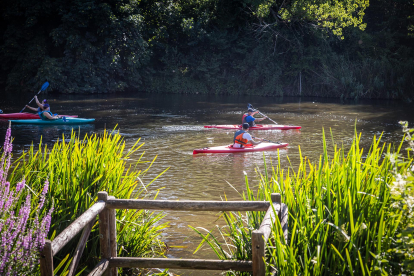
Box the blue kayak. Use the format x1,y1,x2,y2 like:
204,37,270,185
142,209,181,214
10,117,95,125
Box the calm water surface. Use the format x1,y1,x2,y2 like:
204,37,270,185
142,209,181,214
0,93,412,275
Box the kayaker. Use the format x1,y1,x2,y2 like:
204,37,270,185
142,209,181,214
25,96,60,120
242,108,267,127
233,123,263,148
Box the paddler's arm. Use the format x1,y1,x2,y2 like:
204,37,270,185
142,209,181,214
254,116,268,122
25,105,38,112
249,137,263,145
34,96,43,109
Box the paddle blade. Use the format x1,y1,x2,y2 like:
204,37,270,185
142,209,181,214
41,82,49,91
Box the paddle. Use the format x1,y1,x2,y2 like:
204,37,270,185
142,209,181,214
252,137,281,144
247,103,278,125
20,82,50,113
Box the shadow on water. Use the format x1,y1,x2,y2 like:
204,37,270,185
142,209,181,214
0,119,95,152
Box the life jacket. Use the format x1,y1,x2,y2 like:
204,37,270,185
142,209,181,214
242,114,255,127
234,130,248,146
38,111,53,120
242,113,248,124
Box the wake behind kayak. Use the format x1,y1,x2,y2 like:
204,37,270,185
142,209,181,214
193,142,288,154
204,124,301,130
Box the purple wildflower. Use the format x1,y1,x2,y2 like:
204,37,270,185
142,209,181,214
0,127,53,274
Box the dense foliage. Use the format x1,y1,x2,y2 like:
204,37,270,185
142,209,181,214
193,128,414,275
0,0,413,100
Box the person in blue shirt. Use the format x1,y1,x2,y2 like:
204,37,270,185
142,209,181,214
25,96,60,120
242,108,268,127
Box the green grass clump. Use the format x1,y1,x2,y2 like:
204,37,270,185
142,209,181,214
193,129,414,275
8,129,168,275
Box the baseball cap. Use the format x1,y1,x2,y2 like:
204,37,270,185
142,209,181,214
247,108,255,112
43,103,50,109
242,123,250,129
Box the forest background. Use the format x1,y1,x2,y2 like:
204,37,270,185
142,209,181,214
0,0,413,101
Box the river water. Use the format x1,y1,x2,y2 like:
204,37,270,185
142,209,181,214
0,93,413,275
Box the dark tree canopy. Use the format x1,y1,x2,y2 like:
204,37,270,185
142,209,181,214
0,0,413,100
1,0,149,93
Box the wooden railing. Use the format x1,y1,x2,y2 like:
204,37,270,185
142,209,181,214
40,192,288,276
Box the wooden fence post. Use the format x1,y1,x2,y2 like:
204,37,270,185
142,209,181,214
98,191,111,276
108,196,118,276
271,193,281,221
281,203,289,244
252,230,265,276
40,239,53,276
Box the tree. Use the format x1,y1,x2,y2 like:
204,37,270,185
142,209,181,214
246,0,369,39
0,0,150,93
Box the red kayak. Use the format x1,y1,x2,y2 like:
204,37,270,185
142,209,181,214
204,124,301,130
193,142,288,154
0,113,78,120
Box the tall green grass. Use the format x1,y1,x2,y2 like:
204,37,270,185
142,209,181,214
193,130,414,275
8,129,169,275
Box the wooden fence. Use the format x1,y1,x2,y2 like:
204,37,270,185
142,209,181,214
40,192,288,276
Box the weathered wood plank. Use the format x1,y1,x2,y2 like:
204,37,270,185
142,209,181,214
98,192,111,276
40,240,53,276
259,203,280,243
108,257,252,271
252,230,265,276
108,196,118,276
68,219,95,276
87,259,109,276
51,201,105,255
106,199,270,211
280,203,289,244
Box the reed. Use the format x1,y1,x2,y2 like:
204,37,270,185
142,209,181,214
7,129,169,274
193,129,414,275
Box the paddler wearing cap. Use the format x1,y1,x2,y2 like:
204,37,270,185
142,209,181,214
233,123,264,148
25,96,60,120
242,108,268,127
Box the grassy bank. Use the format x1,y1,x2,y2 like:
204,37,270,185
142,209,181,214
8,129,169,275
193,128,414,275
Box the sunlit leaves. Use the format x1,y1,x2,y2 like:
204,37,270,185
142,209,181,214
251,0,369,39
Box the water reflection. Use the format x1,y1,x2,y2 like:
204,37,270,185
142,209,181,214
1,121,95,151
